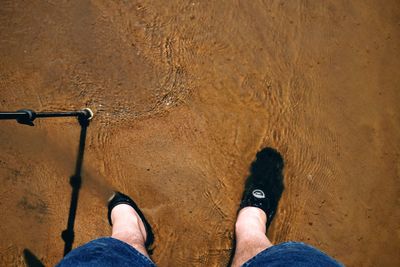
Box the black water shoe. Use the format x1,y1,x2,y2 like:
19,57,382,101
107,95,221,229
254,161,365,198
108,191,154,249
239,147,285,232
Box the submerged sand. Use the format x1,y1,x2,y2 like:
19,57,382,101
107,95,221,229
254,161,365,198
0,1,399,266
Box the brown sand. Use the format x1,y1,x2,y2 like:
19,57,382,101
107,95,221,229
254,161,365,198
0,1,399,266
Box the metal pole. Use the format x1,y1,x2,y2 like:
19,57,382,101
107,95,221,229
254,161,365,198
0,111,28,119
1,107,94,258
0,108,93,126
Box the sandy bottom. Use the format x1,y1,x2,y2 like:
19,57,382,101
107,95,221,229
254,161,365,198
0,1,399,266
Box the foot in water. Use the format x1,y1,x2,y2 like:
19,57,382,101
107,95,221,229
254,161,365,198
239,147,285,231
108,192,154,256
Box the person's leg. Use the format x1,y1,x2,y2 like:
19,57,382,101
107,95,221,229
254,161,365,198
57,192,155,267
230,148,342,267
231,207,272,267
231,147,284,266
110,203,149,257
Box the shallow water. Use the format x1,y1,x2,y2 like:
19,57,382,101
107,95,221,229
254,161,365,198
1,1,399,266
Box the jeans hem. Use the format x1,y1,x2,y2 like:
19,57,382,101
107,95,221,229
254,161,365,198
108,237,155,266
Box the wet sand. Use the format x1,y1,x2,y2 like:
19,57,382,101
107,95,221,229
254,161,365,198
1,1,399,266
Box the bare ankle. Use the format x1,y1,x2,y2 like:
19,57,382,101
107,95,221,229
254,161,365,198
232,207,273,267
235,207,267,234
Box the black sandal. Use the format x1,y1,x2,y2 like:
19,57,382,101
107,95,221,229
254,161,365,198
239,147,285,232
108,192,155,249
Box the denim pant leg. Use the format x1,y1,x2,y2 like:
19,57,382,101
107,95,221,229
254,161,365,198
57,237,156,267
242,242,343,267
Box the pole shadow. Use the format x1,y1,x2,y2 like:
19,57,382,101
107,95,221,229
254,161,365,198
24,116,90,266
61,117,89,255
23,249,45,267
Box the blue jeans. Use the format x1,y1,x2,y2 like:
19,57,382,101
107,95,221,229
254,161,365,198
57,238,343,267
